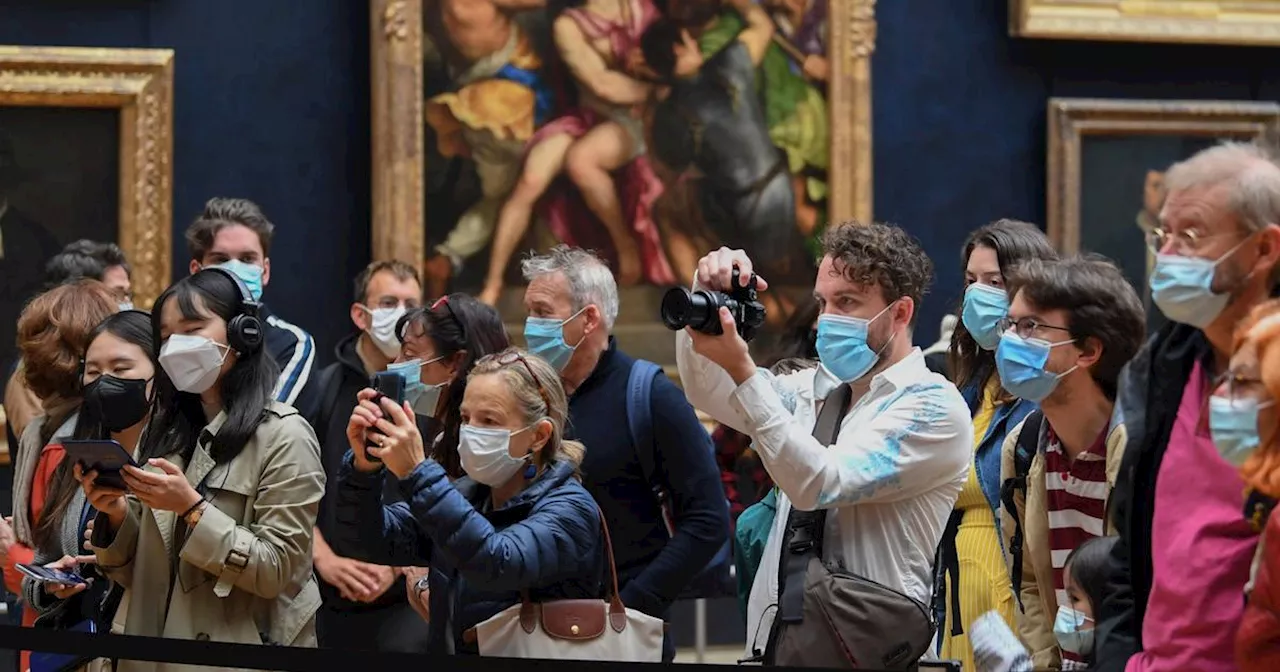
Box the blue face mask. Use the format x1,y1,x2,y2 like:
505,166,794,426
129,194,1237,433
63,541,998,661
214,260,265,302
385,358,423,398
524,307,587,372
1149,237,1250,328
1052,605,1094,656
814,303,894,383
995,332,1078,403
1209,395,1274,467
961,283,1008,351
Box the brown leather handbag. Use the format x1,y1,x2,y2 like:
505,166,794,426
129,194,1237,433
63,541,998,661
464,509,666,661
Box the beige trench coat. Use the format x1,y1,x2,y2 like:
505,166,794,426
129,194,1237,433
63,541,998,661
90,401,326,672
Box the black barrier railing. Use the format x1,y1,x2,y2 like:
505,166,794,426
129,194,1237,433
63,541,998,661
0,624,969,671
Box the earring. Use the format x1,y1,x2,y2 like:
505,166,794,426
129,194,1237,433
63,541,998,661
523,462,537,480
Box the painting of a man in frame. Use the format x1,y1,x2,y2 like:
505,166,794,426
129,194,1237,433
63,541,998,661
418,0,831,324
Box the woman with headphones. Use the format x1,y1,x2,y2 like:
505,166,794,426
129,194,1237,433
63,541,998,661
77,268,326,666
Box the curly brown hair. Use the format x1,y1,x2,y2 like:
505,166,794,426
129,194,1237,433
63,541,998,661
17,279,117,402
821,221,934,325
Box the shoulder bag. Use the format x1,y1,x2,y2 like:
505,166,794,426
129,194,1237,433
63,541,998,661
763,383,936,670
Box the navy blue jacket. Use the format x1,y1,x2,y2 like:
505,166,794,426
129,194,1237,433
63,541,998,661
333,454,603,654
567,339,727,618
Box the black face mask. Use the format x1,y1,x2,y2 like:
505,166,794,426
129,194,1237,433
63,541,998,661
83,374,152,433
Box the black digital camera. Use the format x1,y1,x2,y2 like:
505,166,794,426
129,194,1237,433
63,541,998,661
660,267,766,342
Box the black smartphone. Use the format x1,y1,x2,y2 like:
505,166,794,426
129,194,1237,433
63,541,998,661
62,439,139,491
15,563,86,586
365,371,407,463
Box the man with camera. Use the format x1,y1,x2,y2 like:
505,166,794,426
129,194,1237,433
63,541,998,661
676,222,972,666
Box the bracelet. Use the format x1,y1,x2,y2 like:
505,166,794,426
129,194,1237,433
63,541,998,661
179,498,207,520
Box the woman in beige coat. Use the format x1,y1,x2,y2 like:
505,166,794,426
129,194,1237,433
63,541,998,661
73,268,325,671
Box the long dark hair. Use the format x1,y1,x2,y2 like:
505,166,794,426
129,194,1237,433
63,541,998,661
33,311,155,553
948,219,1057,394
397,293,509,478
138,271,279,466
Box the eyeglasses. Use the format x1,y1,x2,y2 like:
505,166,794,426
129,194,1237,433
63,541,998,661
432,295,468,343
1212,369,1268,404
1145,227,1242,256
997,316,1072,341
484,350,553,413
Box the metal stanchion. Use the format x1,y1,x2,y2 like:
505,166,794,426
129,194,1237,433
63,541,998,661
694,598,707,663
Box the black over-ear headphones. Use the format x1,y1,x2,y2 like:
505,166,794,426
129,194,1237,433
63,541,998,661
199,266,264,355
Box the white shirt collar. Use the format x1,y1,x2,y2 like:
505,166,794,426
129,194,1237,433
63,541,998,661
813,348,928,401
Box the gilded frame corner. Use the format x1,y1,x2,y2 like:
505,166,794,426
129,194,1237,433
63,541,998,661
1046,97,1280,253
1011,0,1280,46
0,45,175,309
368,0,876,271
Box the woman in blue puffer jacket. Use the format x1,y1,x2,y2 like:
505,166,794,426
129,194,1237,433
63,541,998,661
333,347,601,654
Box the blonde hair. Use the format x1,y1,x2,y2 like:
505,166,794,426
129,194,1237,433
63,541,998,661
468,348,586,471
1237,300,1280,497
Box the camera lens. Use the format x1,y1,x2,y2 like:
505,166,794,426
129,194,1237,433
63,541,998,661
661,288,717,333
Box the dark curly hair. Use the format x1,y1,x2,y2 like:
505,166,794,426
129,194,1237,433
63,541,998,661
1006,254,1146,401
948,219,1057,392
821,222,933,326
185,197,275,262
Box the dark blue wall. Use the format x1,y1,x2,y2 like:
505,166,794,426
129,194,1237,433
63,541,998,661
0,0,371,361
2,0,1278,351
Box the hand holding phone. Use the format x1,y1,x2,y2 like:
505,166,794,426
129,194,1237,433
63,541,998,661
62,439,139,491
20,555,95,600
364,372,407,464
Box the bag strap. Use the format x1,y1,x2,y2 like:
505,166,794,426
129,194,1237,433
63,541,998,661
627,360,672,532
1000,410,1043,613
518,505,627,634
777,383,852,624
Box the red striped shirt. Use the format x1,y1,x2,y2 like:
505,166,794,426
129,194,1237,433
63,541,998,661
1043,425,1110,667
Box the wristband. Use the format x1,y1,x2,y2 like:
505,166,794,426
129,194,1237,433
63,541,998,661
179,497,207,520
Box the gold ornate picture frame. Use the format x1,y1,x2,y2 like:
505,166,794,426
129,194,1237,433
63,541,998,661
368,0,877,277
1011,0,1280,46
0,46,175,308
1047,97,1280,325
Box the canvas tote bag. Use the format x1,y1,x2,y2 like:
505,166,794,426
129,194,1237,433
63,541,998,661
468,508,665,661
763,383,936,670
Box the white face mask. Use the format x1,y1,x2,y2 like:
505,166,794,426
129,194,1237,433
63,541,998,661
362,305,406,359
411,381,447,417
117,301,134,312
458,423,536,487
159,334,229,394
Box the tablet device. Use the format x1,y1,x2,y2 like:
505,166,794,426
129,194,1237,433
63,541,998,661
15,563,86,585
62,439,139,490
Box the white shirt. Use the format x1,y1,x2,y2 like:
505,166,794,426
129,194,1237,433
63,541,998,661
675,330,972,658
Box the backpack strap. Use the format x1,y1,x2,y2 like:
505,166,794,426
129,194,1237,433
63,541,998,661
1000,410,1043,612
317,363,344,434
627,360,669,530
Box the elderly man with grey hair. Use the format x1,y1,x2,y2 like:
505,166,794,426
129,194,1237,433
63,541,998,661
1095,141,1280,672
519,245,729,662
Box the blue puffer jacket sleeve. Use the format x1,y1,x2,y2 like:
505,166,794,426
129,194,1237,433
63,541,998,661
332,452,432,566
398,458,601,592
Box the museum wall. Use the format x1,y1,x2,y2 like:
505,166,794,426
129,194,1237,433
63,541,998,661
2,0,1279,354
0,0,371,359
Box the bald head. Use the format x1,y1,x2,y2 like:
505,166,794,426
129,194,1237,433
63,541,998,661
1163,141,1280,232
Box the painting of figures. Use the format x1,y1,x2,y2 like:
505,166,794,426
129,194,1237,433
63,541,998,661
403,0,846,325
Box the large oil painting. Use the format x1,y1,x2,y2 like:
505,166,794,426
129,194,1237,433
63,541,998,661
1047,98,1280,330
370,0,875,330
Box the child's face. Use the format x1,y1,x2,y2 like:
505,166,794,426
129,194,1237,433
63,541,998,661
1064,562,1095,629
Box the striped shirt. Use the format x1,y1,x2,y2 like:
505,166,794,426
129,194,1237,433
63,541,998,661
1043,425,1109,669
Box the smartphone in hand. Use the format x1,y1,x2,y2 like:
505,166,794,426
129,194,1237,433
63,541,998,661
365,371,407,463
61,439,138,490
16,563,86,586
